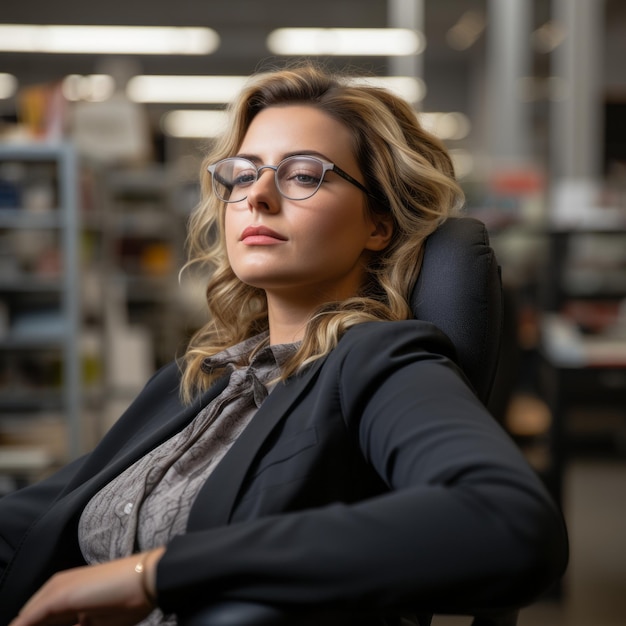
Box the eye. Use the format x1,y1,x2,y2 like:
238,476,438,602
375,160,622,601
292,171,322,186
283,163,323,187
232,169,257,187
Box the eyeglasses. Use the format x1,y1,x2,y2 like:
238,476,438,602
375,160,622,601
207,155,375,203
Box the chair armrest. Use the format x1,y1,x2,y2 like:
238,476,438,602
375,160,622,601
178,602,518,626
178,601,296,626
471,610,519,626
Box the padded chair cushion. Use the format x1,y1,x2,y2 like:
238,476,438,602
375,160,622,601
410,216,502,406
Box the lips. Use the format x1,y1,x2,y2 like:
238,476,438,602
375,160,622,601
240,225,287,244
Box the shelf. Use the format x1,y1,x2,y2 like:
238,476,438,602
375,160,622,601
113,273,178,300
0,446,55,475
543,227,626,310
0,142,83,467
102,164,187,371
0,389,64,411
0,209,64,229
0,335,67,349
0,276,63,291
1,148,191,480
542,306,626,364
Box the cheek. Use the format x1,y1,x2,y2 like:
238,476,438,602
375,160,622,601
300,202,357,238
223,210,240,256
304,207,368,250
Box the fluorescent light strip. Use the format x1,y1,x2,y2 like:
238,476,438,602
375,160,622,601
127,75,248,103
0,73,18,99
449,149,474,179
267,28,425,56
419,112,471,141
129,74,424,105
62,74,116,102
349,76,426,104
0,24,219,55
162,110,228,138
162,109,471,143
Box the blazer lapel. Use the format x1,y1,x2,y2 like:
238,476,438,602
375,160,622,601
108,376,230,471
187,358,326,529
64,374,231,494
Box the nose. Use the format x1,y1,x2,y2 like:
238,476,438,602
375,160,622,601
246,166,280,212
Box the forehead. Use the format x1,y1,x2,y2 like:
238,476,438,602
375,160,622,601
239,105,356,164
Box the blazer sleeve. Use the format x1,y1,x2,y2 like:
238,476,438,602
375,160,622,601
0,455,87,579
0,360,178,585
156,321,568,616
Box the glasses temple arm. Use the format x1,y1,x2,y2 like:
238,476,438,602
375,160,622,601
332,165,388,206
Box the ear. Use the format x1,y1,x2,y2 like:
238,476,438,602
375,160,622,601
365,214,394,252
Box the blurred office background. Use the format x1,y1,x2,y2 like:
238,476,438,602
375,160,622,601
0,1,624,623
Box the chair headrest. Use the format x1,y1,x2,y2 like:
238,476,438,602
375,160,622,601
410,217,502,405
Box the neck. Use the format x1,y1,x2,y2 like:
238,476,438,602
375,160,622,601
264,279,363,345
266,295,312,345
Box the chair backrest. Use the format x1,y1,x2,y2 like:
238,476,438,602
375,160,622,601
410,216,503,408
180,216,510,626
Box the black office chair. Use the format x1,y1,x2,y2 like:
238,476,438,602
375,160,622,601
180,216,515,626
410,215,502,410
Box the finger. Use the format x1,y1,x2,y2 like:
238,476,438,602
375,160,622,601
10,610,78,626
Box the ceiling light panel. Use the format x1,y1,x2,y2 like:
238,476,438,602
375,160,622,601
0,25,219,55
127,75,248,104
349,76,426,103
267,28,425,56
0,73,18,99
161,110,228,138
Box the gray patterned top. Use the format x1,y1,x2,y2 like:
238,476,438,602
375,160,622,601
78,333,297,624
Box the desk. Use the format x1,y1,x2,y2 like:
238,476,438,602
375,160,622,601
539,315,626,507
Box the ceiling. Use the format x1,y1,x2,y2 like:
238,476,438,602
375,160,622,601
0,1,495,112
2,1,624,100
0,0,486,79
1,0,625,162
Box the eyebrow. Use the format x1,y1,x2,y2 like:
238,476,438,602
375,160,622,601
235,150,333,163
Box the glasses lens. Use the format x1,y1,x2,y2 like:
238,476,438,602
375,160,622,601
276,156,325,200
212,158,257,202
211,156,327,202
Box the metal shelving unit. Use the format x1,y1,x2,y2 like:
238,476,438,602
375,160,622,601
0,142,82,470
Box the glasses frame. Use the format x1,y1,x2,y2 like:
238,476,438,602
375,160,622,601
207,154,378,203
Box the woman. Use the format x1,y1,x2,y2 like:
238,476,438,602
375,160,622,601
1,63,567,626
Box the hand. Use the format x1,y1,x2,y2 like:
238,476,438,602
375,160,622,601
9,548,165,626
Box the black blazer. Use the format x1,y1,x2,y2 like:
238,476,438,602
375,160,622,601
0,321,568,624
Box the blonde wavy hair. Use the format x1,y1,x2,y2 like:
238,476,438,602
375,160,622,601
179,62,464,403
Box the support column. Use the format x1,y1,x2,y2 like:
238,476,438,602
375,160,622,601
387,0,424,79
485,0,533,167
550,0,605,224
